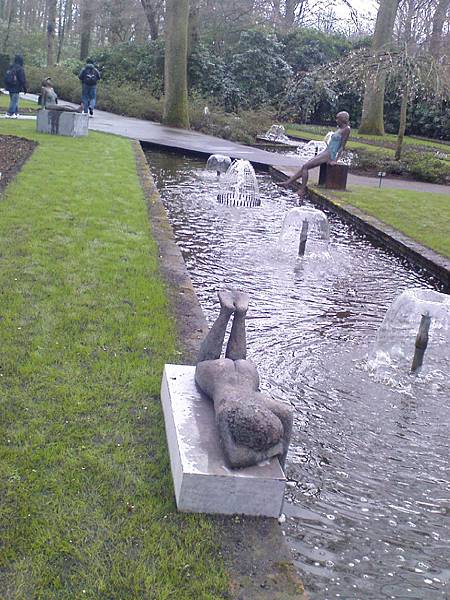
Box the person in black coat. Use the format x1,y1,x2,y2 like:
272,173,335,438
79,59,101,117
4,54,27,118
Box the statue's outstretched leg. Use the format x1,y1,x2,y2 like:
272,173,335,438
225,291,249,361
197,291,234,363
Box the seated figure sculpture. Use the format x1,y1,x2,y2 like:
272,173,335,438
195,290,293,469
40,78,81,112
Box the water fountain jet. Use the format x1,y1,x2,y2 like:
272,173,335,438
280,207,330,256
217,159,261,207
371,288,450,377
206,154,232,176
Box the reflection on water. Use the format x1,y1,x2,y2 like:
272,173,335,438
146,150,450,600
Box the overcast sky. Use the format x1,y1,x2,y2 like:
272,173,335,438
331,0,377,32
334,0,377,18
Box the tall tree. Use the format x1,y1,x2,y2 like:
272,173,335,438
140,0,162,39
163,0,190,128
359,0,400,135
79,0,95,60
46,0,57,66
430,0,450,58
56,0,73,63
2,0,17,51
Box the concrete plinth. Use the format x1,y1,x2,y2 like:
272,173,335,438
161,364,286,517
36,109,89,137
318,162,348,190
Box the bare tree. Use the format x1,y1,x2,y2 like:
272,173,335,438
430,0,450,57
56,0,74,63
2,0,17,51
140,0,163,39
79,0,95,60
359,0,401,135
163,0,190,128
46,0,57,66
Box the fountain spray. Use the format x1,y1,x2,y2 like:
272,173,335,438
411,312,431,373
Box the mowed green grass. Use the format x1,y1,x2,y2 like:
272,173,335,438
285,125,394,155
332,185,450,258
0,92,37,112
0,120,228,599
286,123,450,152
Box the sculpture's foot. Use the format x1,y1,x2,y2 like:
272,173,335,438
218,290,235,315
219,290,249,315
230,290,249,315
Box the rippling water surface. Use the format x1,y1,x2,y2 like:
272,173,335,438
146,151,450,600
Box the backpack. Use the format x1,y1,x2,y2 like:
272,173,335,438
4,68,17,87
83,68,98,86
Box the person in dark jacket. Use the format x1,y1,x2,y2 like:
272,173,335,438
4,54,27,118
79,59,101,117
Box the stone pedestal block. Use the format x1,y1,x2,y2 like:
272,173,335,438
160,364,286,517
36,109,89,137
318,163,348,190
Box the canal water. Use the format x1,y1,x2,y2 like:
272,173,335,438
146,150,450,600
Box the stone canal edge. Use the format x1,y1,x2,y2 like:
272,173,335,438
133,141,307,600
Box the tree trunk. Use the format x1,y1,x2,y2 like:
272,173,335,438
284,0,297,30
79,0,94,61
46,0,57,67
188,0,200,57
359,0,400,135
163,0,190,129
3,0,17,51
56,0,73,63
140,0,160,39
430,0,449,58
395,84,409,160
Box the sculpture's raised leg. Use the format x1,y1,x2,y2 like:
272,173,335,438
197,291,234,362
225,291,249,361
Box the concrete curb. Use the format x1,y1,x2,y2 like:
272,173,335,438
270,167,450,293
132,141,306,600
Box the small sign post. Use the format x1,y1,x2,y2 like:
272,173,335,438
378,171,386,188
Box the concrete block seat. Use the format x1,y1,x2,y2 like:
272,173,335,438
161,364,286,517
36,108,89,137
318,162,348,190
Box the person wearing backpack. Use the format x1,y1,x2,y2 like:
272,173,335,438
79,58,101,117
4,54,27,118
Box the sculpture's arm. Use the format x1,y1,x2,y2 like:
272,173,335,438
336,127,350,160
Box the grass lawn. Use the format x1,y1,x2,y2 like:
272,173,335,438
0,120,228,599
286,123,450,152
331,185,450,258
285,125,394,156
0,92,37,112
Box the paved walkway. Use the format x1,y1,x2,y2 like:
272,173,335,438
15,92,450,195
280,167,450,195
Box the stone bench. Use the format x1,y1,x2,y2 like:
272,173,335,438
36,109,89,137
161,364,286,517
318,162,348,190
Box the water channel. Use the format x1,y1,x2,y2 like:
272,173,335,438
145,150,450,600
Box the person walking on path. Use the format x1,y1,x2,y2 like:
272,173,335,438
4,54,27,118
79,58,101,117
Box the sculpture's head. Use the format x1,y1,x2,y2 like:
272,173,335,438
336,111,350,126
42,77,52,89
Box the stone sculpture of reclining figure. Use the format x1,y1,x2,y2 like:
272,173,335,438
41,78,82,112
195,290,293,469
